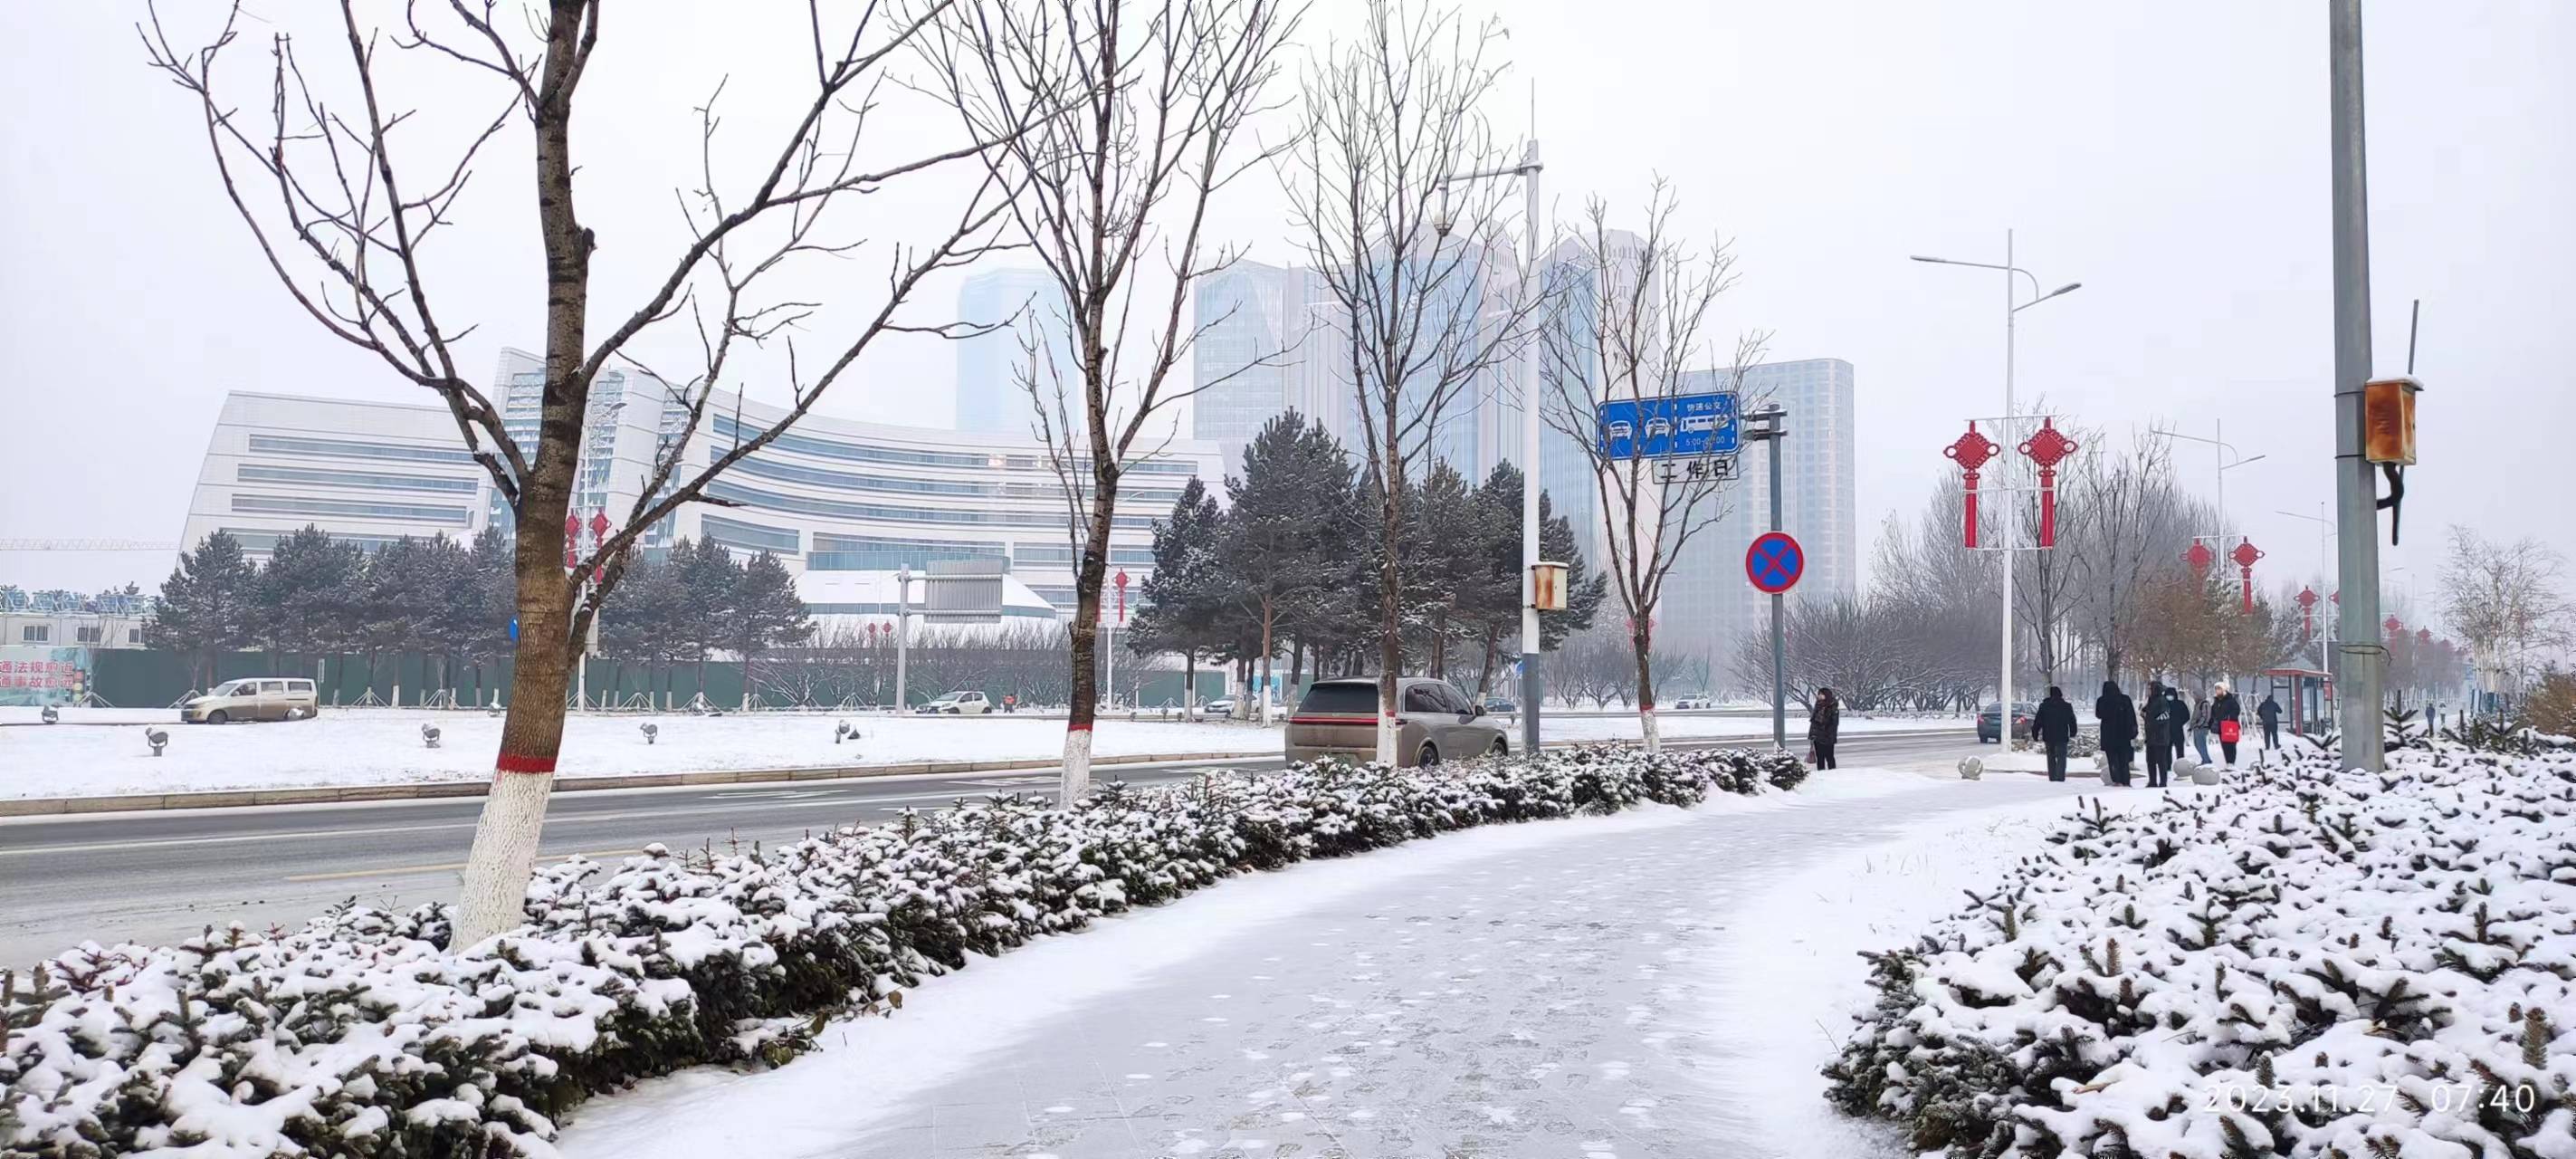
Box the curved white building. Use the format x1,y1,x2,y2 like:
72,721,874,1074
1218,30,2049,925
178,350,1217,620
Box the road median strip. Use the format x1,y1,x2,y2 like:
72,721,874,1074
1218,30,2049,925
0,728,1966,817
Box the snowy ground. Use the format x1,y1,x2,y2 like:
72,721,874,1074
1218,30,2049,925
1702,790,2171,1158
556,767,2085,1159
0,707,1957,800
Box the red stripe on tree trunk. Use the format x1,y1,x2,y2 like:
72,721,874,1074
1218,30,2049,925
494,752,558,774
1066,721,1093,732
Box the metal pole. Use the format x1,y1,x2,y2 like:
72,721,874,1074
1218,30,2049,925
894,566,911,713
1519,139,1544,758
2000,229,2017,717
2330,0,2384,771
1767,413,1788,750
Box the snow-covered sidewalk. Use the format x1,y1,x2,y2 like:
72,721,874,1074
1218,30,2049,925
557,768,2081,1159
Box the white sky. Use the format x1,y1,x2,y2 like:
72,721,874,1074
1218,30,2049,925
4,2,2569,627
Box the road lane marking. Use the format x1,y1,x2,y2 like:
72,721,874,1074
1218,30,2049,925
284,848,642,883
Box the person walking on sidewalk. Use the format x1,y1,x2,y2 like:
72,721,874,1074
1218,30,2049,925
2165,685,2190,763
2189,689,2214,765
2256,692,2282,750
2210,682,2245,767
2095,679,2138,787
2034,685,2078,782
1807,686,1842,770
2142,679,2175,788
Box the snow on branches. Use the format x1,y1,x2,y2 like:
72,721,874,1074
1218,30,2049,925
2,745,1804,1156
1825,738,2576,1159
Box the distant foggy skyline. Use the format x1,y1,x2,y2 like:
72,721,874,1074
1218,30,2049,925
5,2,2569,632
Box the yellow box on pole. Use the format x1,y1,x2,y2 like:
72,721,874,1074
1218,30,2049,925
2363,376,2420,465
1530,560,1569,612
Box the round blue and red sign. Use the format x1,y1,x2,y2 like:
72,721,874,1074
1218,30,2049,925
1745,532,1805,595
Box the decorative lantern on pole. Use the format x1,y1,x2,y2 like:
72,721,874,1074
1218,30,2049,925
1942,423,2000,549
2416,627,2431,645
563,512,581,570
2296,586,2320,637
2015,418,2079,549
587,510,614,582
2186,540,2216,577
2228,538,2264,614
2384,615,2403,640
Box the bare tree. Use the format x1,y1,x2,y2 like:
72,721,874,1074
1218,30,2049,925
1278,0,1539,761
930,0,1302,799
2068,431,2195,683
1538,185,1762,752
2439,526,2574,703
2006,409,2094,686
143,0,1026,945
1871,500,1999,710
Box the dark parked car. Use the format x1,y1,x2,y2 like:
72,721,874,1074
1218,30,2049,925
1977,701,2036,743
1285,677,1509,768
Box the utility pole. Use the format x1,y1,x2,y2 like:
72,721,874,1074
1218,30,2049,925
1746,406,1789,749
2330,0,2385,771
893,565,911,714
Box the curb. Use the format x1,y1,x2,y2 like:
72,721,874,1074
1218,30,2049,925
1,728,1970,818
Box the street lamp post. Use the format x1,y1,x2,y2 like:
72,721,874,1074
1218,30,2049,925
1440,139,1545,756
1911,233,2081,716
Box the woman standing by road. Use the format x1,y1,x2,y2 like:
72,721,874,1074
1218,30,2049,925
2210,682,2245,767
1808,687,1842,770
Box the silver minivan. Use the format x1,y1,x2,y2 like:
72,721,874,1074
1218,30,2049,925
1285,676,1509,768
182,677,320,723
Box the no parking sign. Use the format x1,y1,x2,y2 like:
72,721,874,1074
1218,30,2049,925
1745,532,1804,595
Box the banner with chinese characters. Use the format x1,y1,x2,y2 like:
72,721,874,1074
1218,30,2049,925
0,646,93,707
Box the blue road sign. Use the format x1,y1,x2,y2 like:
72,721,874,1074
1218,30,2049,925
1745,532,1805,595
508,617,520,643
1595,391,1741,460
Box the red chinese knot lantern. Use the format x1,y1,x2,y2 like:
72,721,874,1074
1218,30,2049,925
2228,538,2264,614
2016,418,2080,549
2295,586,2319,637
2185,540,2216,576
1942,423,2000,549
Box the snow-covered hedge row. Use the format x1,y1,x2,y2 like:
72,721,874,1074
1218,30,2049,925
2,744,1806,1157
1824,742,2576,1159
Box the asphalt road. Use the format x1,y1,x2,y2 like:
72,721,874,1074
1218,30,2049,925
0,727,1977,968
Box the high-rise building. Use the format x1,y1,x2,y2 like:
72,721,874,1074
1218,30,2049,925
1658,359,1859,674
954,268,1070,438
491,348,688,549
1191,261,1302,481
1532,230,1646,570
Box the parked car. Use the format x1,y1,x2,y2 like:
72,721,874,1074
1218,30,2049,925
1285,677,1509,768
1481,696,1517,716
1977,701,2036,743
181,677,319,723
1198,697,1236,717
917,690,993,714
1672,695,1713,710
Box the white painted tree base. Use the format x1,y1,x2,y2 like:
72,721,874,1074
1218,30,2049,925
1059,727,1093,804
452,771,556,948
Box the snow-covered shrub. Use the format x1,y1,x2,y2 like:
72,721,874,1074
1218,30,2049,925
1823,742,2576,1159
1,743,1791,1157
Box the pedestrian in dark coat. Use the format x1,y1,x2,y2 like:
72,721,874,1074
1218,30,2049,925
2095,679,2138,786
2166,686,2190,762
2256,693,2283,749
2034,685,2078,782
1807,687,1842,770
2190,690,2214,764
2141,679,2174,787
2210,683,2245,766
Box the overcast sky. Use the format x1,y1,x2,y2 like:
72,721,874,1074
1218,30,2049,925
5,2,2569,630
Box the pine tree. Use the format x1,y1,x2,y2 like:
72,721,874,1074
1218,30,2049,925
256,525,363,665
599,551,688,705
463,526,516,704
353,537,435,698
1219,412,1357,716
1130,477,1227,711
670,538,744,696
728,551,813,708
1400,462,1482,679
1540,490,1607,650
149,531,260,689
413,533,478,698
